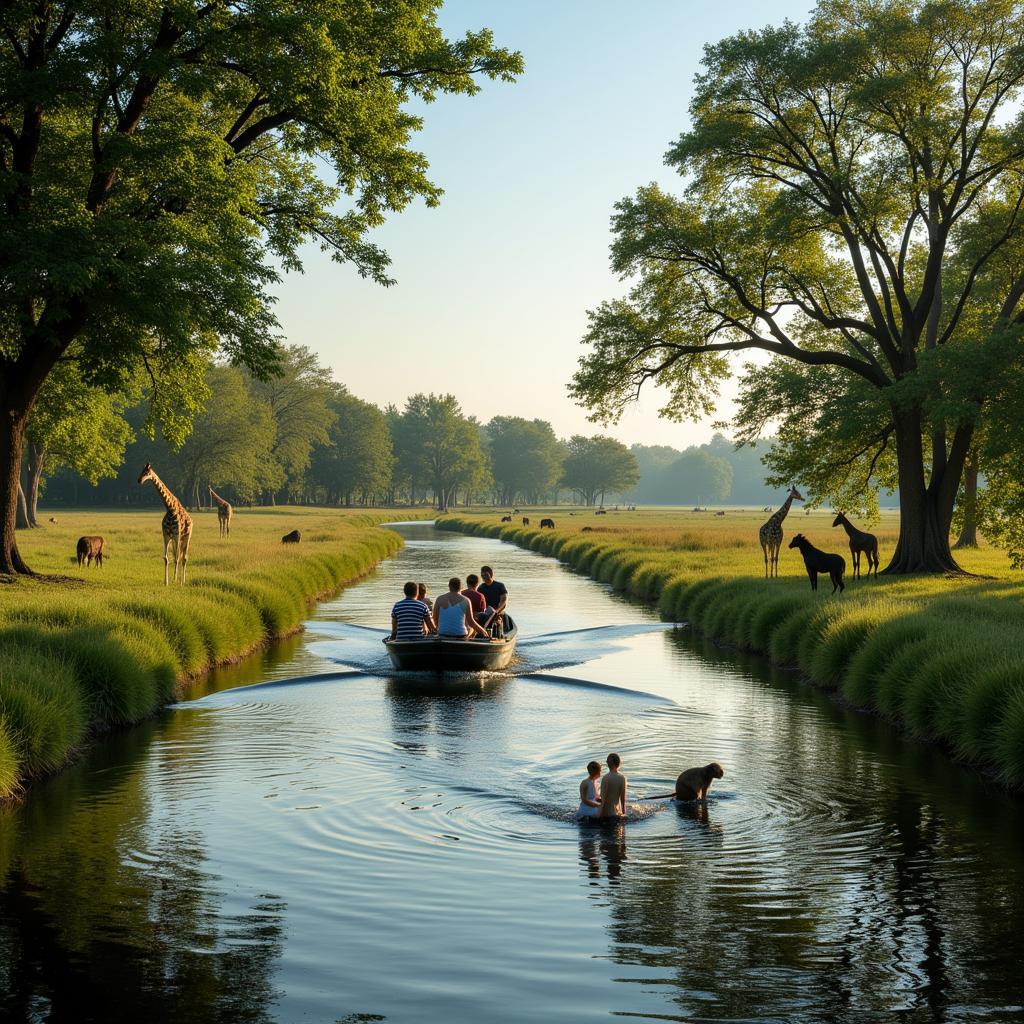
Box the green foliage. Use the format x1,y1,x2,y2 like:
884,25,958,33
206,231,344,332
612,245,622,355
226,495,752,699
570,0,1024,571
486,417,563,505
560,435,639,506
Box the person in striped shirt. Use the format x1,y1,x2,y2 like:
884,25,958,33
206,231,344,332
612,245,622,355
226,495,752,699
389,581,434,640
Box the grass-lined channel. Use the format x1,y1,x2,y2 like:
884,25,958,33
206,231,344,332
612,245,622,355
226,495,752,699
1,522,1023,1022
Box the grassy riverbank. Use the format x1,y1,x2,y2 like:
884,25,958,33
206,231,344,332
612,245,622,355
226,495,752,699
439,508,1024,787
0,508,420,798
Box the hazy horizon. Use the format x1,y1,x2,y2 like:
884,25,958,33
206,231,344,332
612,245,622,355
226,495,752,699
269,0,813,448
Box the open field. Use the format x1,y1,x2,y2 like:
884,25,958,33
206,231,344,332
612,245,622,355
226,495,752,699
439,507,1024,787
0,508,423,798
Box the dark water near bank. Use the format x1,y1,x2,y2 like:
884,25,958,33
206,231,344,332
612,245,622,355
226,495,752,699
2,523,1023,1023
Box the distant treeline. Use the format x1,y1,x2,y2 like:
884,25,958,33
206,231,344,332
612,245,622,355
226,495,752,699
627,436,781,507
35,346,777,513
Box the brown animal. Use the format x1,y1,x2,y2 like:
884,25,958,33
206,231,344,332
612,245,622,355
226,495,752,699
759,485,803,578
540,518,555,529
522,517,530,525
643,763,725,802
48,517,58,524
501,515,512,522
76,535,104,568
138,463,192,585
714,510,726,517
581,525,593,532
282,529,301,544
596,509,607,515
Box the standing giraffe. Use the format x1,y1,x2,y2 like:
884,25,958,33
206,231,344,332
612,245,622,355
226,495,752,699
209,485,233,537
759,485,804,578
138,463,193,585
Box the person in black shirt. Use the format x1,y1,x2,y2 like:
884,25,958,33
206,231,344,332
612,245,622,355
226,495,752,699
478,565,508,635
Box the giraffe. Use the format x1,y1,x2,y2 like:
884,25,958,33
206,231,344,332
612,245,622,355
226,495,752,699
759,485,804,578
138,463,193,585
208,485,233,537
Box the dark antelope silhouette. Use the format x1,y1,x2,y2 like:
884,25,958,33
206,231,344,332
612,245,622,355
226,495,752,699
540,518,555,529
76,535,104,568
832,512,879,578
788,534,845,594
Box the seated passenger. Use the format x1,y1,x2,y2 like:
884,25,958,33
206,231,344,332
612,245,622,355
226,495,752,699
462,574,486,618
416,582,433,611
433,577,489,639
389,581,433,641
478,565,508,635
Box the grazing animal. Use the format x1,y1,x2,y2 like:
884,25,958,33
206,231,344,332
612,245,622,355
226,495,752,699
138,463,192,585
714,510,725,517
643,763,725,802
540,518,555,529
513,508,520,514
522,517,530,526
282,529,301,544
596,508,607,515
832,512,879,579
581,526,593,532
789,534,845,594
209,485,234,537
759,486,803,578
501,515,512,522
48,517,58,524
76,535,104,568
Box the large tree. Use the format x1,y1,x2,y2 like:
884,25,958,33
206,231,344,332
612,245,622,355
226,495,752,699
570,0,1024,573
486,416,563,505
0,1,521,573
560,435,639,507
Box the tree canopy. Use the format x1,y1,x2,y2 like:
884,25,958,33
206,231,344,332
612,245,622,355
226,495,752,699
570,0,1024,572
0,0,521,572
561,435,639,506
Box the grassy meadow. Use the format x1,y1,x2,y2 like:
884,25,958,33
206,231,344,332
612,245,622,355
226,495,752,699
0,507,419,798
439,506,1024,788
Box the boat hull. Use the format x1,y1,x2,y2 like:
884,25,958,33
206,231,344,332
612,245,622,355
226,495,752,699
384,617,518,673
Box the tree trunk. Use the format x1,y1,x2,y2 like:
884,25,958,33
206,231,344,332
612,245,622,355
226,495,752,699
883,408,967,574
952,454,979,549
26,441,45,527
0,401,33,573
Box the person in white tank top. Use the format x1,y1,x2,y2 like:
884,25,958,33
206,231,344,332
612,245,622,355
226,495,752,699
577,761,603,818
433,576,489,638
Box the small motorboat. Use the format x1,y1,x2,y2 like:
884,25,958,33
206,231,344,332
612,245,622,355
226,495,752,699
384,616,518,673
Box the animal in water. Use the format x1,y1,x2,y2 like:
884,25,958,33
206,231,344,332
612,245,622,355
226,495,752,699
644,763,725,802
501,515,512,522
209,485,233,537
282,529,301,544
76,535,104,568
522,517,530,526
832,512,879,579
581,526,593,532
759,485,803,578
596,508,607,515
138,462,192,585
788,534,845,594
540,518,555,529
48,516,57,524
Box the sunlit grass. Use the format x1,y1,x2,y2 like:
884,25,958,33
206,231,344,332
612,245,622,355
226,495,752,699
0,507,417,796
440,506,1024,787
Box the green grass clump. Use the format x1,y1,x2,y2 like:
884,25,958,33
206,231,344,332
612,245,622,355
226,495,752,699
0,647,87,776
439,507,1024,788
0,507,418,797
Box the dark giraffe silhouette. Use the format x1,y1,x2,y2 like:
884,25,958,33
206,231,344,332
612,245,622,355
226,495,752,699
832,512,879,578
759,486,803,577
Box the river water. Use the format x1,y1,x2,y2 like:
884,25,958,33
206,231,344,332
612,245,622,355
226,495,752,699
1,522,1023,1023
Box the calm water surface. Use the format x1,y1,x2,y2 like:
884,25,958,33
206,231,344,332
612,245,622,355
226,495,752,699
1,523,1023,1023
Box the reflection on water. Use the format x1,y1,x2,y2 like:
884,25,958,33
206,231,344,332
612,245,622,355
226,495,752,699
1,522,1023,1022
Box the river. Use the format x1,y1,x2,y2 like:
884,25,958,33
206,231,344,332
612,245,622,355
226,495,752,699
1,522,1022,1023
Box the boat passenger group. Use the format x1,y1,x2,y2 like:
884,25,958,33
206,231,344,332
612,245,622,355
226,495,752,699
389,565,509,641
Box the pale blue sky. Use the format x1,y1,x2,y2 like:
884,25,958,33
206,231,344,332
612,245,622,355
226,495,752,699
271,0,813,448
